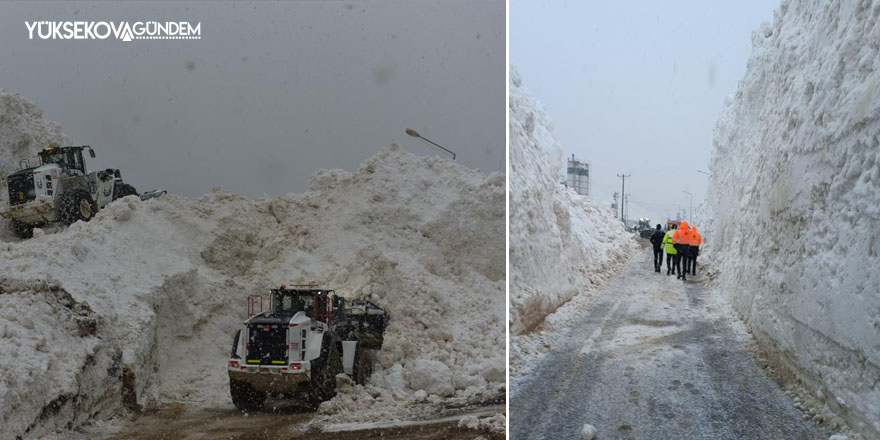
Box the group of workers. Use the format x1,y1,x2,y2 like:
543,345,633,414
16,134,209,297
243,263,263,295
648,221,702,280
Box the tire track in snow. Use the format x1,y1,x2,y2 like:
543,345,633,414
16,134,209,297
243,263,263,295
510,248,829,439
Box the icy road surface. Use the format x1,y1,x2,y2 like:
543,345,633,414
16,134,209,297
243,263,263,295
510,247,829,440
92,402,504,439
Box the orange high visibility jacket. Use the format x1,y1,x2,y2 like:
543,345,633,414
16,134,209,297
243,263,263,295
692,226,703,246
673,221,690,245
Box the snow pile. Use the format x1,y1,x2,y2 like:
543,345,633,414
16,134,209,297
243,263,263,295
707,1,880,437
0,91,66,191
0,91,67,239
509,67,636,337
0,142,504,438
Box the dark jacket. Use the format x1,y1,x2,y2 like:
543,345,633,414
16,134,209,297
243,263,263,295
650,229,665,249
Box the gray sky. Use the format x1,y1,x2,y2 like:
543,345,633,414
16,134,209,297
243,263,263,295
0,1,504,198
511,1,778,223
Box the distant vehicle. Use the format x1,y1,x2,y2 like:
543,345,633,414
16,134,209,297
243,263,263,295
1,145,139,238
667,220,681,231
228,285,388,412
637,217,654,238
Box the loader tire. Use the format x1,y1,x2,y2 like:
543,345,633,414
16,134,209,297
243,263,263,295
10,219,34,239
113,182,138,200
60,189,97,225
230,378,266,412
307,337,343,409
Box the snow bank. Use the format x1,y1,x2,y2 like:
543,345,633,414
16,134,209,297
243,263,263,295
707,1,880,437
0,90,67,240
0,138,504,437
0,91,66,191
509,67,635,336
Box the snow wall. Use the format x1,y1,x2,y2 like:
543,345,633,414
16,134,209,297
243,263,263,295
509,68,636,336
0,93,505,439
0,91,66,203
708,1,880,436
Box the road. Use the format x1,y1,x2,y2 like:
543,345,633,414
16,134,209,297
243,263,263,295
510,246,829,440
98,401,504,440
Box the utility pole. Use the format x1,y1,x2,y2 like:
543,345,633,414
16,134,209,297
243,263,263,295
682,190,693,221
617,173,630,223
612,192,618,212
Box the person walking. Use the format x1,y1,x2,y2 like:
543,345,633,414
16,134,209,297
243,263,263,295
691,226,702,275
649,224,665,272
663,224,678,276
673,221,691,280
682,221,695,276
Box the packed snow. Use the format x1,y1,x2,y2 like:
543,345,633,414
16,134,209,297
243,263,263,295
707,0,880,437
0,92,505,439
508,68,637,379
581,423,597,439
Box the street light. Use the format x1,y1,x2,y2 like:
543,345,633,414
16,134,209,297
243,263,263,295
405,128,456,160
682,190,693,221
696,170,711,176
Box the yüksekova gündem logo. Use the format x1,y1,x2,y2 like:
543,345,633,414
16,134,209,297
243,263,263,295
25,21,201,41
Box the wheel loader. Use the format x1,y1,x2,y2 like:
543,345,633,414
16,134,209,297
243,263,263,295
228,285,388,412
1,145,153,238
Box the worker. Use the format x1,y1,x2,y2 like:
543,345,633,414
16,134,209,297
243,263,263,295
673,221,691,280
662,224,678,276
691,226,702,275
682,221,696,276
683,222,698,276
649,224,665,273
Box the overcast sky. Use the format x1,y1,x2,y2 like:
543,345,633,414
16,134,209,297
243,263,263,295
0,1,504,198
511,1,779,224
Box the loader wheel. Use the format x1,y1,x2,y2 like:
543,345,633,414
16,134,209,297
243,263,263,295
307,338,343,409
9,219,34,239
60,189,98,225
113,182,138,200
230,378,266,412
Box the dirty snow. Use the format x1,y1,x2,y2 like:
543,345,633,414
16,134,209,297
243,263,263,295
508,67,637,380
0,91,504,438
707,1,880,437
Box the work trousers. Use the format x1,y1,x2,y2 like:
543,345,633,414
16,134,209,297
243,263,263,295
692,246,700,275
666,253,676,274
653,247,663,271
672,245,683,278
681,245,693,274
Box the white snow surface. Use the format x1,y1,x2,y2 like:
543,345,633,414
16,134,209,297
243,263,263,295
509,67,636,337
0,126,505,437
707,1,880,437
508,68,637,385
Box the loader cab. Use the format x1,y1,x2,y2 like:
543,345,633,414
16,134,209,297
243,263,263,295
270,287,337,323
38,146,94,176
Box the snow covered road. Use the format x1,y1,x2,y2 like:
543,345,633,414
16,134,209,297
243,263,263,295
509,245,829,439
86,403,504,439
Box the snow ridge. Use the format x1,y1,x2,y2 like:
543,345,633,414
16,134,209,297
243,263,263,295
707,1,880,437
0,90,67,206
508,67,636,337
0,100,505,438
